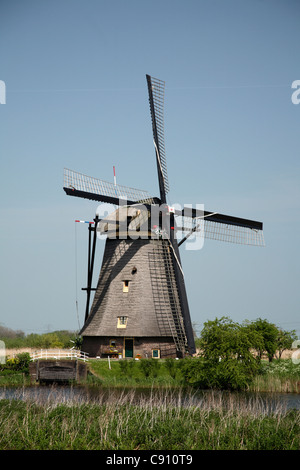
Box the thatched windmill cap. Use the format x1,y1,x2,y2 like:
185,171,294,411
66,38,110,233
97,205,149,237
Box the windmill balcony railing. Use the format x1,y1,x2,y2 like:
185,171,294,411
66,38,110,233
30,349,89,362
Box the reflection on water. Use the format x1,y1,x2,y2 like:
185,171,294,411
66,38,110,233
0,385,299,414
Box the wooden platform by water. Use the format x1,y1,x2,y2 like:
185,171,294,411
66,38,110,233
29,359,88,384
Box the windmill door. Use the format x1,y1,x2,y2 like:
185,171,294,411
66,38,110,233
124,338,134,358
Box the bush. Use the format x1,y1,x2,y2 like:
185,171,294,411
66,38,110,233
139,358,161,378
118,359,135,375
187,317,262,390
179,356,260,391
0,352,31,375
15,352,31,371
164,358,179,379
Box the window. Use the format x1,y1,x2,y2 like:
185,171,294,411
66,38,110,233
123,280,129,292
152,349,160,359
117,316,128,328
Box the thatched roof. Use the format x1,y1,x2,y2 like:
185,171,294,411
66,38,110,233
80,238,183,340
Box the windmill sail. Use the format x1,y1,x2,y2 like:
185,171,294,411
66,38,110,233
146,75,196,354
63,167,156,205
146,75,169,203
176,208,264,247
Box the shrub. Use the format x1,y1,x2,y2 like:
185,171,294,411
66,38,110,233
139,358,161,378
0,352,31,375
193,317,262,390
164,358,178,379
15,352,31,372
119,359,135,375
179,356,260,391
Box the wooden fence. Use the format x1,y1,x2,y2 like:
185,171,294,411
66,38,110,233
30,349,89,362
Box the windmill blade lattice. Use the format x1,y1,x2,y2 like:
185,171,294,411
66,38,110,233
146,75,169,200
177,215,265,247
64,168,155,205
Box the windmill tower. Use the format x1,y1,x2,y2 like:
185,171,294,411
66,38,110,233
63,75,264,359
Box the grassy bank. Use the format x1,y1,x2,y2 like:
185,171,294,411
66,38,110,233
251,360,300,393
0,388,299,450
87,358,182,387
87,358,300,392
0,356,299,392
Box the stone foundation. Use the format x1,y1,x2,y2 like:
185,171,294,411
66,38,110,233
82,336,178,359
29,359,88,383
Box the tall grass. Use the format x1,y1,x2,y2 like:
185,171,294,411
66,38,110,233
251,360,300,393
0,387,299,450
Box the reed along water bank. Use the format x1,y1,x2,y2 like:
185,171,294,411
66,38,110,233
0,385,299,450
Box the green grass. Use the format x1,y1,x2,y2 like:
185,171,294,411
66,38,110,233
0,388,298,450
1,357,299,392
0,359,299,450
0,371,29,386
87,358,183,387
87,358,300,392
251,360,300,393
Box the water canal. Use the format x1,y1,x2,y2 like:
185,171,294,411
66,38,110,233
0,385,299,414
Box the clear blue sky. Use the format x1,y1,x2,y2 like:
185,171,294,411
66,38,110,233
1,0,299,337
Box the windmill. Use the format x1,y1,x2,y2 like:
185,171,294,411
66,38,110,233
63,75,264,359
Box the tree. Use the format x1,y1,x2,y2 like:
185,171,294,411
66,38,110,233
70,336,83,350
199,317,262,362
195,317,262,390
0,325,25,339
247,318,279,362
275,328,297,359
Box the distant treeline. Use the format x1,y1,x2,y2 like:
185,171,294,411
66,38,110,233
0,326,80,350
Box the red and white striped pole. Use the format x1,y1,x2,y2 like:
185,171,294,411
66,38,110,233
75,220,94,224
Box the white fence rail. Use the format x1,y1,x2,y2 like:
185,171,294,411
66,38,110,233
30,349,89,362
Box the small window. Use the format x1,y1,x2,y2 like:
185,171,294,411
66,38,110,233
123,280,130,292
152,349,160,359
117,316,128,328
